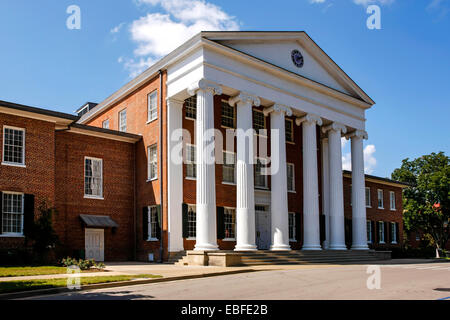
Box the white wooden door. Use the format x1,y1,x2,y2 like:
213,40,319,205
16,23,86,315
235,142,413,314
255,206,271,250
85,229,104,261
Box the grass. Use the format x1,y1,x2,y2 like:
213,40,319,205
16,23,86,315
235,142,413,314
0,266,69,278
0,274,162,294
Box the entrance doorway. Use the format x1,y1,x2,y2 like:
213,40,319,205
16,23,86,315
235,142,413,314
85,228,104,261
255,205,271,250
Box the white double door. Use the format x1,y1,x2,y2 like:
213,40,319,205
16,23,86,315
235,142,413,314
85,228,104,262
255,206,271,250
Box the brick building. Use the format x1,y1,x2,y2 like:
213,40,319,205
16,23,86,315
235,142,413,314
1,31,409,262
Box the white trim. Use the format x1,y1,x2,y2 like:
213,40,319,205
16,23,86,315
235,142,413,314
118,108,127,132
2,126,26,167
377,189,384,209
147,144,158,181
147,90,158,123
288,212,296,242
147,205,159,242
287,162,295,192
389,191,396,211
84,156,103,199
365,187,371,208
285,118,294,143
1,191,25,236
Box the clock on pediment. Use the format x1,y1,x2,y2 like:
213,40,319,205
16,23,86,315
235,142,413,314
291,49,304,68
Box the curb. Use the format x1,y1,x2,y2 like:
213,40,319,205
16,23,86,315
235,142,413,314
0,269,257,300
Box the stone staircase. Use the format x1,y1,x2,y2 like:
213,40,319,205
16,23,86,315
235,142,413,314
171,250,390,266
166,251,187,264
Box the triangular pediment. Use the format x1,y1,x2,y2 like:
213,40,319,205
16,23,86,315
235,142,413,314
202,32,374,105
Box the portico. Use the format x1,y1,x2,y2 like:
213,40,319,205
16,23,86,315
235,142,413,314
165,31,375,254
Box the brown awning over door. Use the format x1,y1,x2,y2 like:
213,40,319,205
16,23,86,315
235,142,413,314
80,214,119,228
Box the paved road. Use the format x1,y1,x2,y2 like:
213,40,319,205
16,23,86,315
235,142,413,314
28,263,450,300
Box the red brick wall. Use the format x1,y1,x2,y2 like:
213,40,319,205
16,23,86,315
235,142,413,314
0,114,56,249
55,131,135,261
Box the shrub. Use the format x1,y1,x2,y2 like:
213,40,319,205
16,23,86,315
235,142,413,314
60,257,105,270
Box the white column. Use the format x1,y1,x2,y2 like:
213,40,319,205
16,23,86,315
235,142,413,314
321,138,330,250
265,104,292,251
296,114,323,251
348,130,370,250
167,98,184,252
229,93,261,251
188,79,222,251
322,122,347,250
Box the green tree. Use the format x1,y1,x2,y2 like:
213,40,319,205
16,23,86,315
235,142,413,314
392,152,450,257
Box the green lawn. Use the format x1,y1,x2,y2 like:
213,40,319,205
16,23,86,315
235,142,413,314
0,266,69,278
0,274,162,294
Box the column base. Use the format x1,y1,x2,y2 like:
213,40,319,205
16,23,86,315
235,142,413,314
322,241,329,250
234,244,258,252
302,245,322,251
194,243,219,251
270,244,291,251
351,244,370,250
329,244,348,250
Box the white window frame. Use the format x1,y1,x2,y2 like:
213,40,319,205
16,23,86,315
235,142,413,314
147,144,158,181
147,205,158,241
287,163,295,192
365,187,371,208
187,204,196,240
289,212,296,242
185,96,196,120
147,91,158,123
1,191,24,237
391,222,398,244
2,126,26,168
253,109,267,136
377,189,384,209
185,144,196,180
84,156,103,199
285,118,294,143
254,157,268,189
416,233,421,241
367,220,372,244
390,191,396,211
222,151,236,185
378,221,385,244
102,119,110,129
119,109,127,132
221,100,235,129
223,207,236,241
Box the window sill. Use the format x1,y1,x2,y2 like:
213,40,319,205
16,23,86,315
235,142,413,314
185,117,196,121
146,118,158,125
222,181,236,186
379,241,386,244
1,162,26,168
288,190,296,194
223,238,236,242
186,237,196,241
221,126,235,130
185,177,196,181
147,178,158,183
378,207,384,210
84,196,104,200
367,241,373,244
390,209,397,211
147,238,159,242
286,141,295,145
0,234,24,238
255,187,269,191
289,239,297,243
366,206,372,208
391,241,398,245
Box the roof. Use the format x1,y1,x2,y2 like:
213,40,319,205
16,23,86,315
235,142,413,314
0,99,79,122
79,31,375,124
70,123,142,143
80,215,119,228
343,170,410,188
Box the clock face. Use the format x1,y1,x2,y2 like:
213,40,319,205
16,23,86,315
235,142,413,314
291,49,304,68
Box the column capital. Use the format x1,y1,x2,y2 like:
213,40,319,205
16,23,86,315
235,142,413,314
187,78,222,96
345,130,368,141
322,122,347,135
296,113,323,127
263,103,292,117
166,97,185,108
229,92,261,108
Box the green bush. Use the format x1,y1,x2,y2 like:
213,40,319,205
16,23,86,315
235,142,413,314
60,257,105,270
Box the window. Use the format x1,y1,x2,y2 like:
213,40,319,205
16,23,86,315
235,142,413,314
415,233,421,241
378,221,385,244
147,206,158,241
287,163,295,192
187,205,196,238
289,212,296,241
2,126,25,166
119,109,127,132
377,189,384,209
186,144,196,179
285,119,294,143
221,101,235,128
391,222,397,244
84,157,103,198
102,119,110,129
1,192,24,235
185,96,196,120
365,187,371,207
253,110,265,134
224,208,236,239
254,158,268,188
148,144,158,181
147,91,158,122
367,221,373,243
390,191,396,210
222,152,236,184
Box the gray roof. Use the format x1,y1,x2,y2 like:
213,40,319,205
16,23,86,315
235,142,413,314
80,214,119,228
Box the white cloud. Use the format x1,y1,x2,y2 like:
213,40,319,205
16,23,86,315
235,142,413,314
110,22,125,34
342,144,377,174
310,0,326,3
120,0,239,77
352,0,395,6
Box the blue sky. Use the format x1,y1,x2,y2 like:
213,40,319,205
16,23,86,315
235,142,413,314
0,0,449,178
